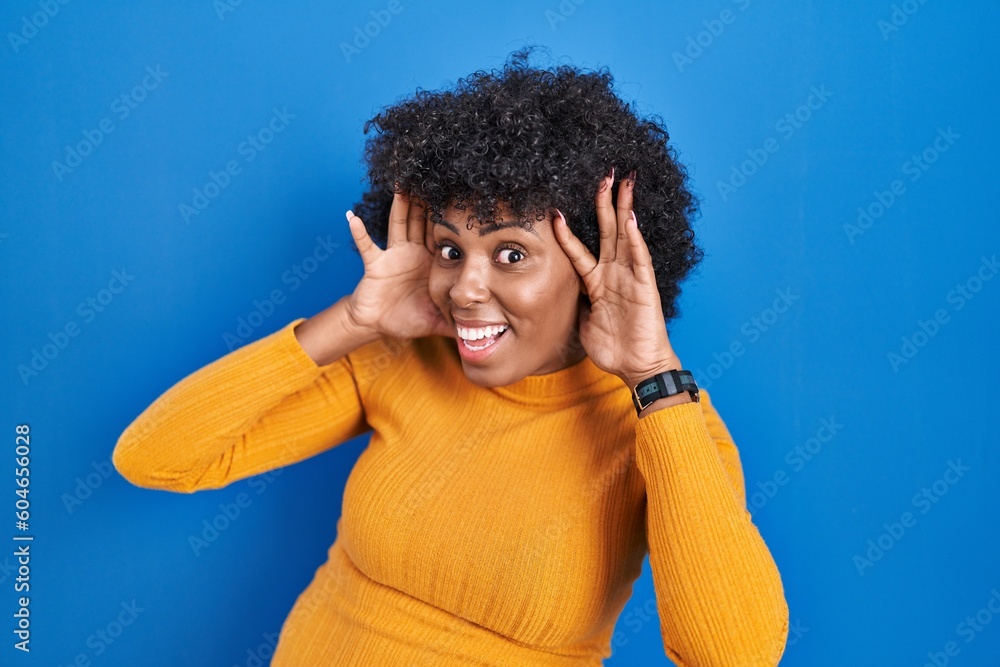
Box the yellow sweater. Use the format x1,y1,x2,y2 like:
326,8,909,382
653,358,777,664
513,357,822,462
113,318,788,666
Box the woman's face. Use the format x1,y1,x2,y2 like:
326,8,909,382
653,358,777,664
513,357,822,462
428,202,588,387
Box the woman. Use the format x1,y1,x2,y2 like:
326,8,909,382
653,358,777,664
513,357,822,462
113,48,789,665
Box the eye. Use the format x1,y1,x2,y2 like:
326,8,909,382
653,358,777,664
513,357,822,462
496,244,525,264
435,242,461,261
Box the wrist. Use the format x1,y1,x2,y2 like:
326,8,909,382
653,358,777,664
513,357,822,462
342,296,380,343
294,296,380,366
621,363,698,418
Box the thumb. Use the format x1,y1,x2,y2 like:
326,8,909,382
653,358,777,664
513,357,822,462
347,211,378,266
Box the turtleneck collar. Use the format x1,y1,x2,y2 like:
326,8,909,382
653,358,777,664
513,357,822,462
489,352,617,405
490,350,608,396
427,336,623,409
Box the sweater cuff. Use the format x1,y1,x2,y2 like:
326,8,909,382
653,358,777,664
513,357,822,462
277,317,325,371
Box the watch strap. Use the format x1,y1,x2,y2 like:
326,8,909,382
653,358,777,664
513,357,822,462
631,369,700,415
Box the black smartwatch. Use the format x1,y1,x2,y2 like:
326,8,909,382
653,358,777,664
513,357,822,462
631,369,700,416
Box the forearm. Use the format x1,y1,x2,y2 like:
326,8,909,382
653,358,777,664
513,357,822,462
114,315,371,493
635,404,788,665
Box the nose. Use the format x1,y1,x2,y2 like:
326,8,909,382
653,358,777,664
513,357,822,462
449,256,491,308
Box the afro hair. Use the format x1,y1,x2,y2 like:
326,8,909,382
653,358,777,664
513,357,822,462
350,45,703,323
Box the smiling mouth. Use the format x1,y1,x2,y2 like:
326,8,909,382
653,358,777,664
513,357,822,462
456,323,509,349
460,327,508,351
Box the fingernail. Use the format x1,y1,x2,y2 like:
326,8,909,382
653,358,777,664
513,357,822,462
628,170,637,185
346,210,354,220
610,166,615,181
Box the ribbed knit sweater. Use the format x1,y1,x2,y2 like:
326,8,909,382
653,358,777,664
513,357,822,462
112,318,789,666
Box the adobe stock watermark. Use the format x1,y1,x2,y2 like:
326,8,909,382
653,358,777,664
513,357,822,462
0,556,14,585
878,0,931,40
786,618,809,649
222,235,340,350
213,0,247,20
354,336,414,386
56,600,144,667
692,288,800,391
187,468,284,556
545,0,586,31
747,416,843,517
610,601,808,651
340,0,403,63
401,443,474,519
525,444,635,566
400,420,509,521
17,268,135,386
921,587,1000,667
61,459,115,514
7,0,71,54
887,254,996,372
672,0,752,72
233,631,280,667
51,65,169,182
716,84,833,202
843,126,959,244
610,596,657,649
853,458,970,576
179,107,295,224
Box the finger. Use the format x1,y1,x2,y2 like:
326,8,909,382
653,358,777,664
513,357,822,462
424,206,436,255
626,211,656,286
576,294,591,333
347,210,378,265
407,194,426,245
616,170,636,266
387,188,410,247
595,169,617,263
552,208,597,276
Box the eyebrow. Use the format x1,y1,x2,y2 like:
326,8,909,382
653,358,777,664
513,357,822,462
434,219,541,238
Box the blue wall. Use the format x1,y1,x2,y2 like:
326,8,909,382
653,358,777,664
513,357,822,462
3,2,998,665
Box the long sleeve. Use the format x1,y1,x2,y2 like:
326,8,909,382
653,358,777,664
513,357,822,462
633,389,788,666
112,317,373,493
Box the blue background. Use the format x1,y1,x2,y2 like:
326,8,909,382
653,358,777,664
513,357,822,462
2,1,998,665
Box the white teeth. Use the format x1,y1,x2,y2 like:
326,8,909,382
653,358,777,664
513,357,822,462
457,324,508,341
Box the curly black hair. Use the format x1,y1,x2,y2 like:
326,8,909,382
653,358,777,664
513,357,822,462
350,45,702,323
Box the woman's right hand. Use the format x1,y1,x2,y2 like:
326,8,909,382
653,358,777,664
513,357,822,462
345,191,453,341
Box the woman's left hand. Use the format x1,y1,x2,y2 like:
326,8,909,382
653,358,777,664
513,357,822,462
553,169,684,389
